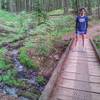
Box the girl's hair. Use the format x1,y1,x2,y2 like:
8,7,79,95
79,8,87,13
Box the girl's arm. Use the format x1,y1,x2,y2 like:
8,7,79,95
75,16,78,34
85,16,88,34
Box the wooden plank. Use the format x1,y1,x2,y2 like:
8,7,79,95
47,39,100,100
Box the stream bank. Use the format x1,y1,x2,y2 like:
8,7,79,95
0,37,70,100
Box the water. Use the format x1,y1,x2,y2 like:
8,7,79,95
12,50,24,72
0,83,18,97
19,97,30,100
11,49,44,91
11,49,40,86
3,86,18,97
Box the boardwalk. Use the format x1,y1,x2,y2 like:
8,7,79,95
49,39,100,100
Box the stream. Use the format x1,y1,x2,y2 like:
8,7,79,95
0,44,46,100
12,49,45,90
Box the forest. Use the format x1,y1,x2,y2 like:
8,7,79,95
0,0,100,100
0,0,100,16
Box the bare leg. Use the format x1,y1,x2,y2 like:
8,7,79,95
82,34,84,47
75,34,78,46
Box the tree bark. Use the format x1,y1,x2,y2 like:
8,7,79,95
62,0,68,15
87,0,92,15
97,0,100,18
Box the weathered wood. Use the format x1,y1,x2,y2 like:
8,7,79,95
90,39,100,63
48,39,100,100
39,39,73,100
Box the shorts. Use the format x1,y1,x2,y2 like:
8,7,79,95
76,31,85,35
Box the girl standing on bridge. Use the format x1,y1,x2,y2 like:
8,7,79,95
75,8,88,47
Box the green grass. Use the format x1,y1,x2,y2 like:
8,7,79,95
0,69,26,87
0,48,10,70
0,10,24,46
94,36,100,49
19,47,39,70
0,10,37,32
36,76,46,86
0,60,10,70
0,33,23,46
0,10,17,22
49,15,74,36
0,48,26,87
0,10,18,28
95,36,100,40
95,42,100,49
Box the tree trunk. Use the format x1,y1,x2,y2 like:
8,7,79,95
62,0,68,15
75,0,80,15
97,0,100,18
87,0,92,15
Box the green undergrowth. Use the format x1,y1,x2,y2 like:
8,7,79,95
0,33,23,46
0,69,25,87
36,76,47,86
19,47,39,70
0,48,10,70
48,9,64,15
95,42,100,49
0,48,25,87
24,15,74,48
0,10,37,37
0,10,74,48
0,10,17,24
19,15,74,69
94,36,100,49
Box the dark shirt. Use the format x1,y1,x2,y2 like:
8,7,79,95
75,16,88,34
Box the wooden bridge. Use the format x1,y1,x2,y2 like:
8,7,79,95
40,38,100,100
